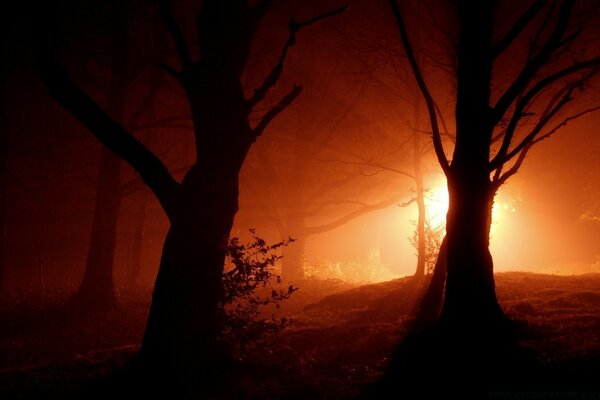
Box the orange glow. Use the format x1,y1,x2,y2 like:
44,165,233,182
424,183,449,229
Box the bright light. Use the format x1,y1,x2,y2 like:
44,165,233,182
490,193,518,236
424,181,518,234
425,183,449,228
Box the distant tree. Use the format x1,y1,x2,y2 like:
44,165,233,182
71,0,130,311
37,0,345,383
255,99,402,280
59,0,170,311
0,52,7,296
409,216,444,274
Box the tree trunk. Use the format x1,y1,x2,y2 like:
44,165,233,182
414,236,447,324
0,67,6,297
72,0,128,311
439,0,507,329
128,189,148,290
139,166,239,381
440,1,505,326
413,132,426,278
282,232,306,281
73,149,121,310
440,173,505,324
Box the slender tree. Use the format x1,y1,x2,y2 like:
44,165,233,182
37,0,346,381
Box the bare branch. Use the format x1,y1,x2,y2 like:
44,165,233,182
491,61,600,168
528,0,557,62
126,69,163,129
496,141,533,185
389,0,449,173
305,194,401,236
399,197,417,207
329,158,415,180
492,0,575,124
157,63,181,80
36,50,179,219
494,83,576,169
492,0,548,59
406,122,456,144
159,0,193,70
533,105,600,146
132,114,192,131
252,84,303,138
247,5,348,108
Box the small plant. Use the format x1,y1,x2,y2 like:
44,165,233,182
409,218,445,274
220,229,297,356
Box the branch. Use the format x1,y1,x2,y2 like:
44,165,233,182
328,158,415,180
126,69,163,129
496,140,533,186
252,84,303,138
247,5,348,108
157,63,181,80
399,197,417,207
494,82,577,169
159,0,193,70
406,122,456,144
492,0,547,59
490,58,600,168
491,0,576,124
36,50,179,219
389,0,449,173
531,105,600,146
305,194,401,236
132,114,192,131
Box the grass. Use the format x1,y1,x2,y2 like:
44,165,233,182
0,272,599,398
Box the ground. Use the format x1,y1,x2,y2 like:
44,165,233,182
1,272,599,398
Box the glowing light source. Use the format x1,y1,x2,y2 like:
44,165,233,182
425,184,449,228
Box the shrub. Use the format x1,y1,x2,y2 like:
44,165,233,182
220,229,297,356
408,218,445,274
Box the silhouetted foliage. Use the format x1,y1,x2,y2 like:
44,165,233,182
220,229,297,355
409,218,444,274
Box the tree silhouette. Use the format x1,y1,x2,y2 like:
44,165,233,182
376,0,600,392
394,0,600,328
253,70,402,280
36,0,346,383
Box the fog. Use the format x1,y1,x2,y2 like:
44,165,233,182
2,0,599,296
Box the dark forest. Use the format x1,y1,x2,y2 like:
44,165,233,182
1,0,600,398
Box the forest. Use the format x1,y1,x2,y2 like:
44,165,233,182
1,0,600,398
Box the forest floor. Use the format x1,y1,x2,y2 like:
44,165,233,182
1,272,599,399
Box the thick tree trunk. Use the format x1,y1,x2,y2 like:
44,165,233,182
139,164,240,382
439,0,507,329
414,236,447,324
440,173,505,325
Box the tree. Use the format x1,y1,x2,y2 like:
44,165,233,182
36,0,346,383
73,2,169,311
71,0,130,311
376,0,600,391
253,71,403,280
394,0,600,328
